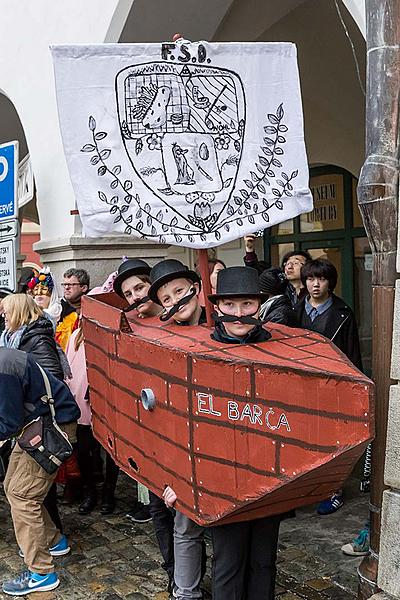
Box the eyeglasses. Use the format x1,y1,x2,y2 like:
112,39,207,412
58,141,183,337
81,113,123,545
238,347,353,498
61,283,82,288
284,260,305,268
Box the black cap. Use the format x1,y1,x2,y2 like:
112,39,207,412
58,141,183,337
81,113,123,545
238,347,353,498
148,259,201,304
208,266,265,304
113,259,151,297
259,267,288,296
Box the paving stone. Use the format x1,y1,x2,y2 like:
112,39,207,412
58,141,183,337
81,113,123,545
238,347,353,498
292,584,326,600
275,584,287,596
305,578,334,591
0,470,367,598
280,593,304,600
322,585,355,600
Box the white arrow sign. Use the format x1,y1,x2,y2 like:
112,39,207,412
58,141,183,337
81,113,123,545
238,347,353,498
0,220,18,240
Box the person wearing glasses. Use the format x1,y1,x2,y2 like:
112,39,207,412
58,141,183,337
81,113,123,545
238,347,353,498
55,269,90,352
55,269,90,506
281,250,312,307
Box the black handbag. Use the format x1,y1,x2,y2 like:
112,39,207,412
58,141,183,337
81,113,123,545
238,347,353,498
17,364,73,474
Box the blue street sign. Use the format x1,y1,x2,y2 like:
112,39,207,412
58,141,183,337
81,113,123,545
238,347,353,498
0,141,18,221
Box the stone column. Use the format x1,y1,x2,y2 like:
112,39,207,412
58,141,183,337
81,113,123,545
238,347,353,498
377,276,400,598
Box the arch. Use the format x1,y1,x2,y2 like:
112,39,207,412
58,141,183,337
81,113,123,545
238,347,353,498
0,92,39,224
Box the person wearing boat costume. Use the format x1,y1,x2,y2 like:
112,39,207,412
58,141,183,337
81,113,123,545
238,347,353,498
114,258,177,587
209,266,284,600
148,259,207,600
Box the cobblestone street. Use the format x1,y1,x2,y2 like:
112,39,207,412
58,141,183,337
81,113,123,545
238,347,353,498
0,473,369,600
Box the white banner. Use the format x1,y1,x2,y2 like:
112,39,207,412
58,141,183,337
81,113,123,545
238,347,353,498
52,42,312,249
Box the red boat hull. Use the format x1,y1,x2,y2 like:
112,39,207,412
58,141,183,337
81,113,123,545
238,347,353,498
82,293,374,525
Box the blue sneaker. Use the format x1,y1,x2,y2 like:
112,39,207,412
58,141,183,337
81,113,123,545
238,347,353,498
49,534,71,556
2,570,60,595
19,534,70,558
317,492,344,515
341,523,370,556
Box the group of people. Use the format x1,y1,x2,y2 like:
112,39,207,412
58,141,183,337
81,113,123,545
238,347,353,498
0,245,365,597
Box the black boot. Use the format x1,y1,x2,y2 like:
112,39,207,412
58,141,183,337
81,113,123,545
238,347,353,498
78,488,97,514
100,487,115,515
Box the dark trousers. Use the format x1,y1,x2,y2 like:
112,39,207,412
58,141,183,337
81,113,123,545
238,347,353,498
149,490,175,581
76,425,119,495
76,424,100,493
104,451,119,493
211,515,281,600
43,483,63,534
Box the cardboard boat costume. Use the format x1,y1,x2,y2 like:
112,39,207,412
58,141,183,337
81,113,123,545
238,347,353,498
52,40,374,526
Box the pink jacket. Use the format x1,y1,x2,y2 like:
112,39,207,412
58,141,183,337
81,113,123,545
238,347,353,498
66,330,91,426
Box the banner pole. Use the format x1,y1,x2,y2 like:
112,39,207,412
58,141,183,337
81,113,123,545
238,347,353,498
171,34,213,329
198,249,214,328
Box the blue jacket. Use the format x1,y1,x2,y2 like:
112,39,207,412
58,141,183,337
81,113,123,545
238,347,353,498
0,348,80,441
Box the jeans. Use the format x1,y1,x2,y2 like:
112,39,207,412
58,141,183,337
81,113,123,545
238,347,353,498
174,512,204,599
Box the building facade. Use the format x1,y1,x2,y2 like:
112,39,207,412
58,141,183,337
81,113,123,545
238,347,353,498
0,1,399,595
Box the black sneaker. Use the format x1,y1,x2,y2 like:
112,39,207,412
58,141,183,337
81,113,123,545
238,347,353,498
126,503,151,523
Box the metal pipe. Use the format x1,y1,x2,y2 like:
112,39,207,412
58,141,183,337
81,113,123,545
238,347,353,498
357,1,400,596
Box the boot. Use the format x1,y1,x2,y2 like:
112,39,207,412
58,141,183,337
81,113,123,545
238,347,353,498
78,488,97,514
100,486,115,515
61,478,83,505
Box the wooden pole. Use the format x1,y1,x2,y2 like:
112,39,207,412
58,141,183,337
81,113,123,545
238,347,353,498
357,2,400,597
198,248,214,328
170,34,214,329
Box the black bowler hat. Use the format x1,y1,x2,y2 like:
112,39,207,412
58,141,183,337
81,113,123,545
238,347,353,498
208,266,265,304
148,259,201,304
259,267,288,296
113,259,151,297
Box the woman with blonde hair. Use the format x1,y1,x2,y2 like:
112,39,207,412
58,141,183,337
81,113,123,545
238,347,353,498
1,294,63,379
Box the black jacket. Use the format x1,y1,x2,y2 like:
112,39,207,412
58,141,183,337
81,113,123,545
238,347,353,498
293,294,363,371
260,295,295,326
285,283,307,307
0,348,80,441
18,317,64,380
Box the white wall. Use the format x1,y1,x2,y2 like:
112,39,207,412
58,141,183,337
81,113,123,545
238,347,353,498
0,0,133,243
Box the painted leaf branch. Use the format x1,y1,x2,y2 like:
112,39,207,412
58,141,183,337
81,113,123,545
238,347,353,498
81,116,199,237
216,103,298,231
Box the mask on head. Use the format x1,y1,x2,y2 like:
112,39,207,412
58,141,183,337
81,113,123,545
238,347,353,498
32,283,51,297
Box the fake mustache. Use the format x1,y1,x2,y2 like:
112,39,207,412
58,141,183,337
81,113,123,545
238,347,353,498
123,296,150,313
159,288,196,322
212,312,262,326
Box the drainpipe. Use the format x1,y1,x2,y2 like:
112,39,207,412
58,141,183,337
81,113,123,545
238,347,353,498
357,1,399,597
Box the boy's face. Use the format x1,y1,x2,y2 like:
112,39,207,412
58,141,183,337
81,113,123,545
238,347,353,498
216,297,261,338
157,277,200,323
121,275,154,316
306,276,330,301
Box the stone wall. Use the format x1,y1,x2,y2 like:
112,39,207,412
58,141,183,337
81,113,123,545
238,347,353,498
378,278,400,596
